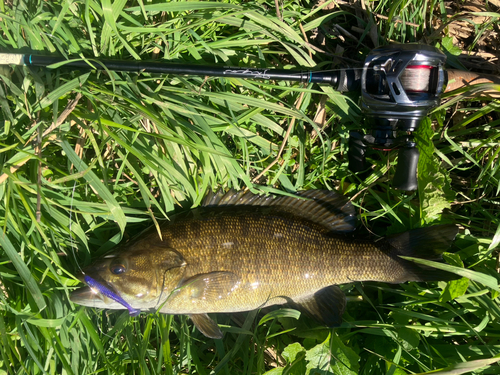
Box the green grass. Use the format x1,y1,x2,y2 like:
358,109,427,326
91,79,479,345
0,0,499,374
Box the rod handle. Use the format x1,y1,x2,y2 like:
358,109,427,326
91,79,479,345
393,146,419,191
348,131,368,172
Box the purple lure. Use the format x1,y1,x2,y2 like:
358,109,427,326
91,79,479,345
84,275,141,316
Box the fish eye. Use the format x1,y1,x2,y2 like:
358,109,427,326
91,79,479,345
110,264,127,275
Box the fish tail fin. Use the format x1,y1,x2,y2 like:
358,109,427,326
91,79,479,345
387,224,459,282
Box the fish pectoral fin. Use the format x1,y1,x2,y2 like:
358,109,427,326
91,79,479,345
190,313,223,339
292,285,346,327
180,271,240,301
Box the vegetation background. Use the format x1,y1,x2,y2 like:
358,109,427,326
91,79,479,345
0,0,499,374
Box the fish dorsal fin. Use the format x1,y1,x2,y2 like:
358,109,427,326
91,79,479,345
202,189,356,233
291,285,346,327
189,313,223,339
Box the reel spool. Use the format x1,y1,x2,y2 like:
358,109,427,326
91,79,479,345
400,65,433,93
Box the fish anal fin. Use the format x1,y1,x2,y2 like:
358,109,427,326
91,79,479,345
292,285,346,327
190,313,223,339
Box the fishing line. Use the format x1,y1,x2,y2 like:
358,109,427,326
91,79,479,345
95,310,117,340
154,271,174,313
67,154,118,335
70,194,124,340
68,179,83,275
68,178,114,337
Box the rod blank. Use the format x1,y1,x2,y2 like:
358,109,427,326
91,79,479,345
0,53,362,91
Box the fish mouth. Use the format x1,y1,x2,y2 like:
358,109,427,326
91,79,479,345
70,275,127,310
70,286,100,305
70,285,109,308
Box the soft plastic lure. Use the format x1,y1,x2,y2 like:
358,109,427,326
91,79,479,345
84,275,141,316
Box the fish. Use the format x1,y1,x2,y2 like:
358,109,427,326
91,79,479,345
70,189,459,339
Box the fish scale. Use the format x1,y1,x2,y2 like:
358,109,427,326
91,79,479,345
156,213,410,314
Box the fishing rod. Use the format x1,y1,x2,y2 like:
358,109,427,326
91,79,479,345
2,45,498,190
0,52,361,90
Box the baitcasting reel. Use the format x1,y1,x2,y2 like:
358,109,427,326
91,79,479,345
349,44,448,190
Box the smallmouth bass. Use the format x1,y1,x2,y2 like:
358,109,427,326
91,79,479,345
71,189,458,338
